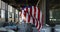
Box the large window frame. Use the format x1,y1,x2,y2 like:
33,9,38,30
8,5,14,22
46,0,60,26
0,1,6,22
15,9,19,23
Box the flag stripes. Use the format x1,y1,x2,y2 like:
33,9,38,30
20,6,43,32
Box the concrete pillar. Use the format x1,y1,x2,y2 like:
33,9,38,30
1,1,5,10
5,3,8,22
0,0,1,9
17,10,19,23
0,0,1,21
0,0,1,18
46,0,50,25
42,0,46,24
1,1,5,22
14,8,16,22
12,8,14,22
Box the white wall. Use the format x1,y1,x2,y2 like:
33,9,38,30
1,1,5,10
0,0,1,9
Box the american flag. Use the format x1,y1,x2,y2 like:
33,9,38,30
20,6,44,32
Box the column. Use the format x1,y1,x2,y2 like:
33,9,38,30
5,3,8,22
1,1,5,22
0,0,1,9
0,0,1,18
12,7,14,22
46,0,49,25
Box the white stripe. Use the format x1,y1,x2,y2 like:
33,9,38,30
30,17,33,24
39,11,42,31
32,17,33,24
26,13,28,23
28,8,30,15
24,8,27,23
40,11,42,23
24,8,26,11
37,21,39,29
36,6,38,19
29,16,31,23
32,6,34,16
39,24,42,31
22,10,24,20
35,20,36,26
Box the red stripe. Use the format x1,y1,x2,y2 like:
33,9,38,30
28,14,30,23
38,23,41,30
21,6,43,32
38,8,40,21
33,18,35,24
34,6,36,17
38,8,40,30
26,7,28,13
24,11,26,17
38,12,43,31
33,6,36,24
36,20,38,27
30,7,32,15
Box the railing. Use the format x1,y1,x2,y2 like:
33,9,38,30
0,18,18,22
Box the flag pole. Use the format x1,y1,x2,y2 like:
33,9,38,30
36,0,41,6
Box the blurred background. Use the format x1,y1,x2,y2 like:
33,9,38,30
0,0,60,32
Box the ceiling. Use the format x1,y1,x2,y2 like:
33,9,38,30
2,0,60,10
2,0,39,10
49,0,60,9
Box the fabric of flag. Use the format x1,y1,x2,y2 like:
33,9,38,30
20,6,44,32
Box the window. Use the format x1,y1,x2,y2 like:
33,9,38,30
1,10,5,18
49,9,60,24
15,9,18,18
47,0,60,25
0,0,1,9
0,0,1,19
0,9,1,18
0,1,5,22
1,1,5,10
15,9,18,23
8,5,13,22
